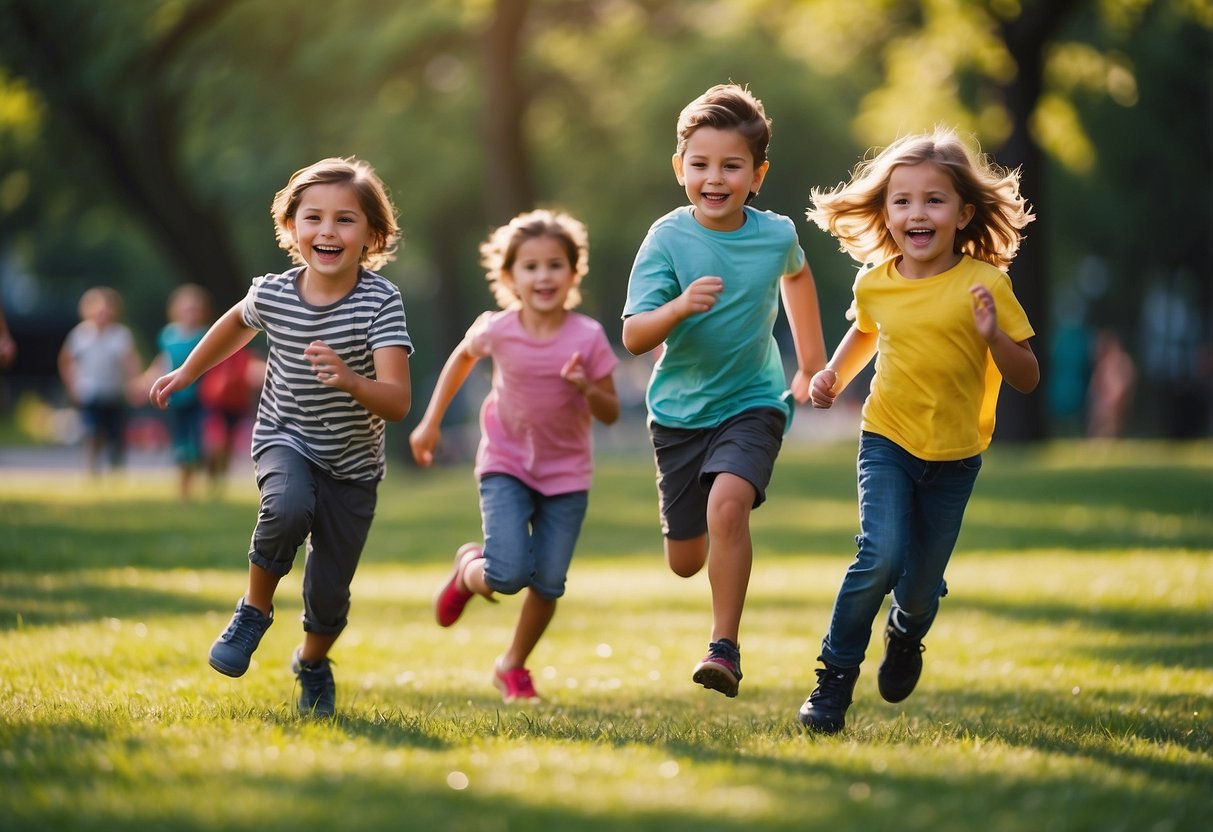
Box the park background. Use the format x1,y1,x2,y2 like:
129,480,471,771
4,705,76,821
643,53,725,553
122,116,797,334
0,0,1210,450
1,2,1211,832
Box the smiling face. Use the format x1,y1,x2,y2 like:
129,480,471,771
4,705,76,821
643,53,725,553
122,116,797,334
883,162,975,279
505,234,578,320
289,183,372,285
673,126,769,232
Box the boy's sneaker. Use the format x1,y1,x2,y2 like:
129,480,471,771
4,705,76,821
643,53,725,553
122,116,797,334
208,597,273,677
798,658,860,734
493,661,540,703
691,638,743,698
435,543,484,627
878,624,925,703
292,648,336,717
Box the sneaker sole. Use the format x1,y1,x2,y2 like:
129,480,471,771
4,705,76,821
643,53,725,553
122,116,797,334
797,708,845,734
208,653,249,678
691,661,739,698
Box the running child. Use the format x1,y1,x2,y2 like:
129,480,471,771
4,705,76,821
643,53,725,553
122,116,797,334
797,127,1039,733
621,83,827,698
409,209,619,703
150,157,412,716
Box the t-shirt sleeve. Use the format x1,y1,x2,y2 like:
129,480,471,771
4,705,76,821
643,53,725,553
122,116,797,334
368,284,413,354
622,228,679,318
464,311,497,358
584,321,620,382
990,272,1035,343
240,278,265,331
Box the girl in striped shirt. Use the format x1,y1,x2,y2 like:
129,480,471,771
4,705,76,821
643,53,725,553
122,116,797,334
150,157,412,716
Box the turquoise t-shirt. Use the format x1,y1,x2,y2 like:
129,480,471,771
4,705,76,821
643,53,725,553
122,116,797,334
623,205,805,429
159,323,205,407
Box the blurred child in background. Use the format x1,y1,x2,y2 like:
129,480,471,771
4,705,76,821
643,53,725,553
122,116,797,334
58,286,142,474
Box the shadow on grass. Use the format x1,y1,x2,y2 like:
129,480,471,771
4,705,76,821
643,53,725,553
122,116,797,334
946,594,1213,670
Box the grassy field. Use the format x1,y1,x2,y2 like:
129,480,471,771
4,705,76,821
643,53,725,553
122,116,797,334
1,440,1210,831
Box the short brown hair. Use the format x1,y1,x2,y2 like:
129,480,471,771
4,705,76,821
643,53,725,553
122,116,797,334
271,157,400,270
675,83,772,168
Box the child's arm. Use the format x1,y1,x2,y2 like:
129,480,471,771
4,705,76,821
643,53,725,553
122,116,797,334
780,263,828,403
149,304,255,408
621,275,723,355
809,323,879,409
560,352,620,425
409,340,480,467
303,341,411,421
971,285,1040,394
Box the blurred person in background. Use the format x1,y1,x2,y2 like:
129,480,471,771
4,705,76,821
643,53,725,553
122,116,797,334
58,286,141,474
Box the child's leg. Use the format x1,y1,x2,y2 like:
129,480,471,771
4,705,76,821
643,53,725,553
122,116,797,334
245,562,281,615
300,472,378,662
704,472,755,644
500,590,556,669
820,433,915,668
889,455,981,641
664,535,708,578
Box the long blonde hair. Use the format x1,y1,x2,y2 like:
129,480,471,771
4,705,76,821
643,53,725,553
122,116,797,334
807,128,1033,271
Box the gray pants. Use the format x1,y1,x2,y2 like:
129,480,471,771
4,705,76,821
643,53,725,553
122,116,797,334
249,444,378,635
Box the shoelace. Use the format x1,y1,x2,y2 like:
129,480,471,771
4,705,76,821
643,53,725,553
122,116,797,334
811,666,855,707
221,608,268,651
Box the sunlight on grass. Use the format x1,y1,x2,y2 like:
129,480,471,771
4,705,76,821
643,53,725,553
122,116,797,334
1,441,1211,831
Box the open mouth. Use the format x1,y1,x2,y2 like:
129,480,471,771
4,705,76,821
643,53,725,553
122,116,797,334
701,192,730,207
906,229,935,246
314,245,343,261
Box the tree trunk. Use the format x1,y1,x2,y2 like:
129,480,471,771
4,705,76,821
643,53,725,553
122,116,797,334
994,0,1084,441
480,0,534,224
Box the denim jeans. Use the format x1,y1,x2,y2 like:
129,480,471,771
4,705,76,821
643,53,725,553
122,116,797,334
820,432,982,668
479,473,588,600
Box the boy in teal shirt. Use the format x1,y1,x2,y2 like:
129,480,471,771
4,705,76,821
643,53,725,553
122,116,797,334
622,83,826,697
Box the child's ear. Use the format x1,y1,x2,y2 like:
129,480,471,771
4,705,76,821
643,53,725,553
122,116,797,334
958,202,976,230
751,159,770,194
671,153,685,185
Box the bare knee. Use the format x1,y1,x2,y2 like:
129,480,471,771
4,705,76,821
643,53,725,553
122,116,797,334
665,535,707,578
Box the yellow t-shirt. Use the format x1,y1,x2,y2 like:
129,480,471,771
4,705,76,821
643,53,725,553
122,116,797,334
853,255,1035,460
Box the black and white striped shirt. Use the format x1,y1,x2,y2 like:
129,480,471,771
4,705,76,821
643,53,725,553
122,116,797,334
242,267,412,480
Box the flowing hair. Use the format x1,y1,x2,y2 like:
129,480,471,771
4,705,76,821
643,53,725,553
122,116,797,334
480,209,589,310
807,127,1033,271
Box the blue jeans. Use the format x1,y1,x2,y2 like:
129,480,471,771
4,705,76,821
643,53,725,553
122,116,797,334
479,474,588,600
820,432,982,668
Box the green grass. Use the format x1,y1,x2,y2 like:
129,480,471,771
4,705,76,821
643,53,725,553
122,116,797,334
1,440,1210,831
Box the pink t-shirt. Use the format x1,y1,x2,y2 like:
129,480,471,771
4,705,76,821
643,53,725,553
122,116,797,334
468,309,619,495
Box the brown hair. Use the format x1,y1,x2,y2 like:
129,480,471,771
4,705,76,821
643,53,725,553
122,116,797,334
271,157,400,270
676,83,772,203
479,209,589,310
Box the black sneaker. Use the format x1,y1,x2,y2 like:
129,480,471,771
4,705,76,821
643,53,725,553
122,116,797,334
691,638,743,698
878,624,925,703
797,658,860,734
208,597,273,677
292,649,336,717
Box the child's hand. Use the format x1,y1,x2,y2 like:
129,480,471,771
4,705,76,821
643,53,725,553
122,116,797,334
149,371,184,409
560,351,590,395
789,369,813,404
808,368,839,409
409,422,440,467
304,341,351,389
970,284,999,343
677,276,724,319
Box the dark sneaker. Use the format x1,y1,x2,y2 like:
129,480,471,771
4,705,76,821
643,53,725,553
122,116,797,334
208,597,273,677
798,658,860,734
435,543,484,627
691,638,743,698
493,661,541,703
878,624,925,703
292,649,336,717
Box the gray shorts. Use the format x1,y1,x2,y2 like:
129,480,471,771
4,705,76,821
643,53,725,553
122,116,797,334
649,407,785,540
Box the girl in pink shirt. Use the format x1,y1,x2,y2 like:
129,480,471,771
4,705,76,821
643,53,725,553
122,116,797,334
410,209,620,703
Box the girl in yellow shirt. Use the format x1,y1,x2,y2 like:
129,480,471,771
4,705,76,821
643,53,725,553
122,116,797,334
797,128,1040,733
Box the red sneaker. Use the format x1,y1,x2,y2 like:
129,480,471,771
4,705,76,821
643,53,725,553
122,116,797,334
434,543,482,627
493,661,540,703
